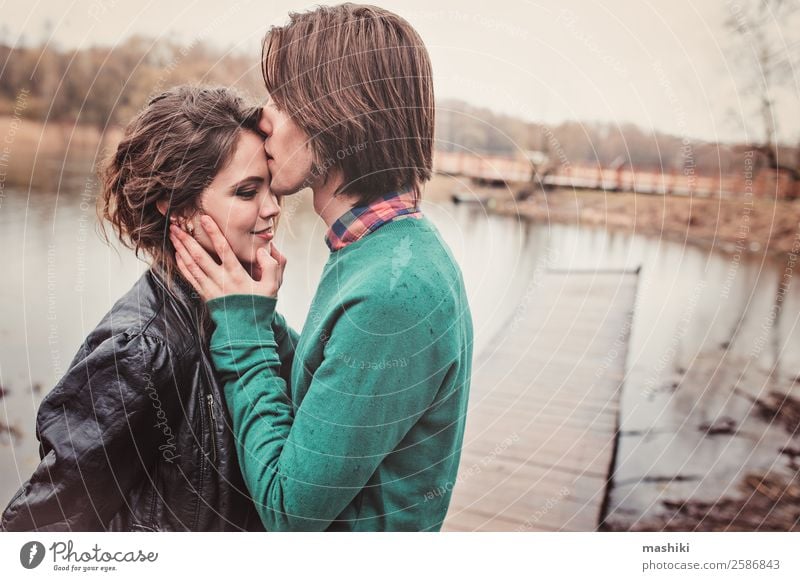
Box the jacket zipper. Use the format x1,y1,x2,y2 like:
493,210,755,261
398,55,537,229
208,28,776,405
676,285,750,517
206,393,217,464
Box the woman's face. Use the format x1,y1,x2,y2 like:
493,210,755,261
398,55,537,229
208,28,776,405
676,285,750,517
190,130,279,269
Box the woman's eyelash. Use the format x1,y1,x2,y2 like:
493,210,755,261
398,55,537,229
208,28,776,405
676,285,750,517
235,188,258,198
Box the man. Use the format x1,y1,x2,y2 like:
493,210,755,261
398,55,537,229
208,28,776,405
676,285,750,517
171,3,473,531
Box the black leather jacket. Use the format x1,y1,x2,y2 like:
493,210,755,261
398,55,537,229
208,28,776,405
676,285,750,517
1,268,296,531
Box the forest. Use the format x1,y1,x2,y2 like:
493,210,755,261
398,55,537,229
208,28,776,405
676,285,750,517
0,37,796,178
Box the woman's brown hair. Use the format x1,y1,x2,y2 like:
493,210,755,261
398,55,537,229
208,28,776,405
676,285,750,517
262,3,434,206
100,85,260,287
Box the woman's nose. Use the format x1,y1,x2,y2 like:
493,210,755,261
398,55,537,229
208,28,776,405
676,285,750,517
260,194,281,219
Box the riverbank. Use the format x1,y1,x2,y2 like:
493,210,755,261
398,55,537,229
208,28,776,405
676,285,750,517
0,115,122,194
431,173,800,258
501,189,800,257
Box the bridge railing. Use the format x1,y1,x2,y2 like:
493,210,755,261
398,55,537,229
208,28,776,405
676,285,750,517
433,150,797,199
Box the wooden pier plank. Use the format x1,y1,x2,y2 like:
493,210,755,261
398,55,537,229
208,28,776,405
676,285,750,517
443,270,638,532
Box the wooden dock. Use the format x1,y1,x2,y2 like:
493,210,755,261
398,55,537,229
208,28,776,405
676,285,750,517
443,269,639,531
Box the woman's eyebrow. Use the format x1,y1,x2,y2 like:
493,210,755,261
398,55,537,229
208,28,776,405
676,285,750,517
230,176,264,190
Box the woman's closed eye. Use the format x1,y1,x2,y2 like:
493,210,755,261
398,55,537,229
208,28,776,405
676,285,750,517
235,187,258,200
231,177,264,200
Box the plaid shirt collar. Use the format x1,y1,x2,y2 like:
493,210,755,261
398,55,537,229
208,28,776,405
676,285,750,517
324,187,422,252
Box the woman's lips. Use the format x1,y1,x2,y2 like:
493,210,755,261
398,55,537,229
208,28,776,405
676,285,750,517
253,231,274,241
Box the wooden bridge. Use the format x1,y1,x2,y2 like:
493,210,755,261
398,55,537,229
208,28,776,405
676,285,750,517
443,269,639,531
434,150,798,199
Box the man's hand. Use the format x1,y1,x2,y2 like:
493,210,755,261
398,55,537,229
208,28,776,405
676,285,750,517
170,215,287,301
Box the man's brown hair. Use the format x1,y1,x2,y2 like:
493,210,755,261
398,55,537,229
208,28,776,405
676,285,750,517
262,3,434,206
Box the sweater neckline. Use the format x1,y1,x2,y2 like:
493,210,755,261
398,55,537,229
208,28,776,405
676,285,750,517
325,214,435,262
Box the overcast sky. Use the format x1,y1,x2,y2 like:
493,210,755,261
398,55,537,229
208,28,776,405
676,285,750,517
3,0,799,144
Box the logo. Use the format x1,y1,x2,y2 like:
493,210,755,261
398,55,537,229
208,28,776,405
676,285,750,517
20,541,46,569
390,235,413,291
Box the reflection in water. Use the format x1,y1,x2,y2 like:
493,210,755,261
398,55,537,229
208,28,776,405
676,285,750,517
606,238,800,529
0,423,22,445
1,165,799,529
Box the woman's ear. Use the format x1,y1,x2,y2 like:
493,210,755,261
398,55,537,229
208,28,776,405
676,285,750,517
158,201,196,237
156,199,169,217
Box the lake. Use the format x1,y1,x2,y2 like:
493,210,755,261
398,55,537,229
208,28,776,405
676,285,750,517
1,158,799,528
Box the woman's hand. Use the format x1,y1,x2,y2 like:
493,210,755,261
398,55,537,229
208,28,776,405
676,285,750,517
170,215,287,301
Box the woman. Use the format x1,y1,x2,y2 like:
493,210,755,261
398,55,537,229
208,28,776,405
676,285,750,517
0,85,294,531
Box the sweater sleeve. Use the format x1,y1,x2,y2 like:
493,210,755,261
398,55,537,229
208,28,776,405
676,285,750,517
270,310,299,386
207,293,452,531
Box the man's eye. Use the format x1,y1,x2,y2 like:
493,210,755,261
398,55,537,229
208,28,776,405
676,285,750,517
236,189,258,199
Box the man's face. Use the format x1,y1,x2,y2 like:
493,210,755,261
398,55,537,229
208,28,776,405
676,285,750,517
258,97,317,196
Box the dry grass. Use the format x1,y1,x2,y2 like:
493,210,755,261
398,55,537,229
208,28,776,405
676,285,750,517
495,189,800,257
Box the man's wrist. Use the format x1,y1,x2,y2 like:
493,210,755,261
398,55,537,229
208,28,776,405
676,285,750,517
207,294,277,344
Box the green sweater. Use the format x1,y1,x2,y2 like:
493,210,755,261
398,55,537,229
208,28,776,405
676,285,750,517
207,217,473,531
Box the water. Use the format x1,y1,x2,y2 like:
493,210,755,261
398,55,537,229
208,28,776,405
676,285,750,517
2,161,799,529
0,171,544,505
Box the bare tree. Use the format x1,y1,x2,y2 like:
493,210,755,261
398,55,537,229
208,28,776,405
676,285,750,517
726,0,800,190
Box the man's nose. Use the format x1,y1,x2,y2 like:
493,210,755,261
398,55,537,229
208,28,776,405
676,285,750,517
258,106,272,136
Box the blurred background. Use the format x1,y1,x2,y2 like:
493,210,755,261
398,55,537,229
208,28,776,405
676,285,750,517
1,0,799,531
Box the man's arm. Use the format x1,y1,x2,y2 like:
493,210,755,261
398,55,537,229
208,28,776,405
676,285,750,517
207,293,453,531
271,311,298,385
